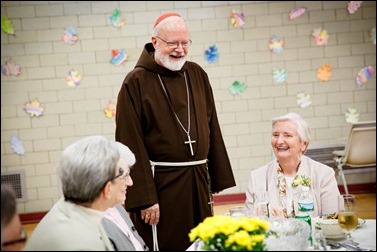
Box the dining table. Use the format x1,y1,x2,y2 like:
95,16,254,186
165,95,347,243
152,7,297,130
336,218,376,251
187,219,376,251
312,218,375,251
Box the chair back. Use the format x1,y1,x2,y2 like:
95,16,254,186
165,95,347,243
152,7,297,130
343,126,376,166
350,120,376,130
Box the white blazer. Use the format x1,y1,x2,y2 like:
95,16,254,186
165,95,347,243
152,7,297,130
245,155,340,217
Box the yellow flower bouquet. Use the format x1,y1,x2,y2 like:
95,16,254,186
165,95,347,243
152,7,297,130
189,215,269,251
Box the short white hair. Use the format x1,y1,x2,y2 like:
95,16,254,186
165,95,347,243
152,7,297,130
115,142,136,167
272,112,311,144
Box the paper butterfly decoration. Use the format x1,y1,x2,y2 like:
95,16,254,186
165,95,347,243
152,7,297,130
312,28,329,46
296,92,312,108
348,1,363,14
317,64,332,82
229,81,246,95
1,58,21,76
204,45,219,63
1,15,15,35
62,27,78,45
370,27,376,46
110,49,128,65
24,98,44,117
345,107,359,123
10,134,25,155
269,35,284,54
109,9,126,28
66,68,82,87
272,67,287,84
104,100,116,118
289,7,307,20
230,10,245,28
356,66,374,87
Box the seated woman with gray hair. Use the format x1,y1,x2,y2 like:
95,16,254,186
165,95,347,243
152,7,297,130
24,135,135,250
245,112,340,218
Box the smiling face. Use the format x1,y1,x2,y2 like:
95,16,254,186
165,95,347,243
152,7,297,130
152,17,190,71
271,120,307,162
112,159,133,205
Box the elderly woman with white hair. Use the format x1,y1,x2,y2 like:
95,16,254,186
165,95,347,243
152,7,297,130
24,135,135,251
102,142,149,251
245,112,340,218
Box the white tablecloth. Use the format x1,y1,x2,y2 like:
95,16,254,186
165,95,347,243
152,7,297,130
319,219,376,251
350,219,376,250
187,219,376,251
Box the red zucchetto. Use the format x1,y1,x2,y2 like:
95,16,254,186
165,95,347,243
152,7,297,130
154,12,181,28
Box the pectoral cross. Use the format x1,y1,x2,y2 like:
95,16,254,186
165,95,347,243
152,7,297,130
184,133,196,156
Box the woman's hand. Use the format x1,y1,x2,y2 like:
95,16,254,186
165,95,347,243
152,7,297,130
270,205,286,217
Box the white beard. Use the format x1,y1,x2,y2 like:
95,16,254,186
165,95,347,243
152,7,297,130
155,50,186,71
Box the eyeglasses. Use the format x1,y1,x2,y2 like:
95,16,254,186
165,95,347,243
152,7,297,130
111,167,129,181
155,36,192,49
2,228,27,247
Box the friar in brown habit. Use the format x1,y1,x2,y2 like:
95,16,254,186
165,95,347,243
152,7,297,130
115,12,236,251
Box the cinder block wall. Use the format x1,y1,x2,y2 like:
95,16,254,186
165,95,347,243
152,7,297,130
1,1,375,214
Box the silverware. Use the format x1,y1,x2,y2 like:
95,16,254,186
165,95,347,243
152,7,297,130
335,242,370,251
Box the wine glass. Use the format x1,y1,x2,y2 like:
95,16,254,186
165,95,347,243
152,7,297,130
337,194,358,245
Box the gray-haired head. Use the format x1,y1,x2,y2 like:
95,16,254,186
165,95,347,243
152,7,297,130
115,141,136,167
58,135,119,203
271,112,311,147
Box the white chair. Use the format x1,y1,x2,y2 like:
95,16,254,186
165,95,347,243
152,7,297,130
333,122,376,194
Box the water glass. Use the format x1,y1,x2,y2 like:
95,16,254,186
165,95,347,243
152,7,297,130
313,229,327,250
229,206,247,218
255,192,270,217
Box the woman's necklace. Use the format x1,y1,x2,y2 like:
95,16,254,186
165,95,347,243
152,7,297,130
157,72,195,156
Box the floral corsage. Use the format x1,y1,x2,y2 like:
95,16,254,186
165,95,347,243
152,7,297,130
291,175,311,187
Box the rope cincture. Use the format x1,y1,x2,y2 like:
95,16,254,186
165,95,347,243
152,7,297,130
149,159,208,251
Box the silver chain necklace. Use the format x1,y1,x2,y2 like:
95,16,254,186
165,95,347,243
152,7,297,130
157,72,196,156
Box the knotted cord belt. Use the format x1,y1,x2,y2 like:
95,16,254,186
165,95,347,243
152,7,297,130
149,159,208,251
150,159,207,172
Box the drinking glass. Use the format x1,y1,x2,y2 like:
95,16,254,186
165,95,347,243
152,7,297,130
228,206,247,218
313,229,327,250
338,194,358,245
255,191,270,217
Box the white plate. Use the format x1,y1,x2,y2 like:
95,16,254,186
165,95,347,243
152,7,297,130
315,217,366,229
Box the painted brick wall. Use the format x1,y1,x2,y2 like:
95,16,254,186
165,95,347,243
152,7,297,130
1,1,375,213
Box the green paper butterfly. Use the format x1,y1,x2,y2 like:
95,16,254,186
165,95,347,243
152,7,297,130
1,15,15,35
